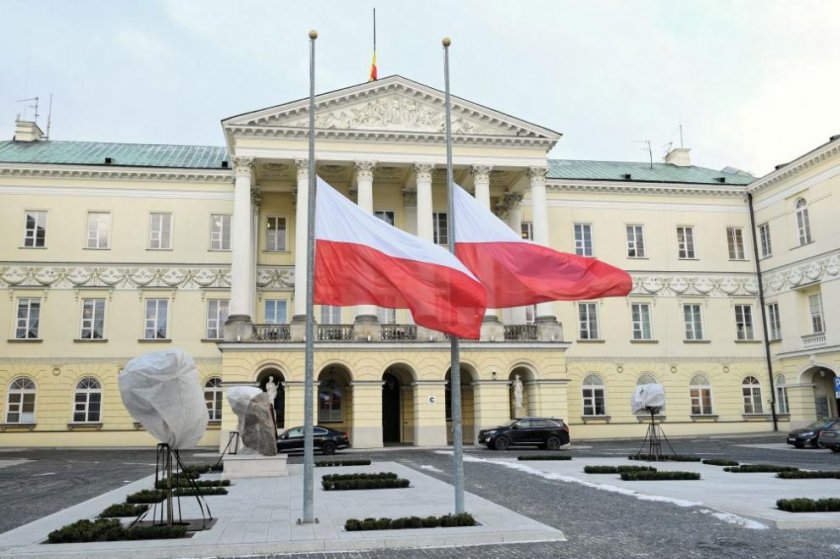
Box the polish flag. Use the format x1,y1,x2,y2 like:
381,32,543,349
453,184,632,308
314,178,487,339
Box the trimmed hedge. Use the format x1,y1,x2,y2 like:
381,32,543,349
620,471,700,481
126,487,228,503
155,478,230,489
99,503,149,518
322,472,397,482
584,465,657,474
724,465,799,473
629,454,702,462
777,498,840,512
323,478,410,490
517,455,572,461
47,519,188,543
179,463,224,477
702,459,740,467
345,513,475,531
777,470,840,479
316,459,371,467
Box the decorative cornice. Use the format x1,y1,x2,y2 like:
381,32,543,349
747,139,840,196
0,164,232,183
762,250,840,297
630,273,759,298
547,179,747,198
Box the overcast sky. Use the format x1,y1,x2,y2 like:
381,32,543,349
2,0,839,176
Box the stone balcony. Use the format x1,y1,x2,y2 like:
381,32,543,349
801,332,826,350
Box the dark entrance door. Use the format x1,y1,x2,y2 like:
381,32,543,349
382,373,401,443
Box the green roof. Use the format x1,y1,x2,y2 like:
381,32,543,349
0,140,229,169
547,159,754,185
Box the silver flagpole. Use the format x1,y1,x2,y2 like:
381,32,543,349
301,28,318,525
442,36,465,515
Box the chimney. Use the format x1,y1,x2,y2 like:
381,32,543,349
664,147,691,167
14,120,45,142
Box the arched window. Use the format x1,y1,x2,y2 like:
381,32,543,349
637,373,659,386
318,377,343,423
742,376,764,414
795,198,812,245
6,377,36,424
582,374,606,416
204,377,223,421
689,374,713,415
775,374,789,415
73,377,102,423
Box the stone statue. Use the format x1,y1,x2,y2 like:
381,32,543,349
227,387,277,456
512,374,524,410
266,376,277,404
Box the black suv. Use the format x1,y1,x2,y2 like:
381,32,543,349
276,425,350,455
478,417,570,451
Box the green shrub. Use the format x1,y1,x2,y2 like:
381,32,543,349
344,512,476,531
344,518,361,531
422,516,439,528
776,471,840,479
629,454,702,462
155,478,230,489
724,465,798,473
702,459,740,467
126,487,228,503
322,472,397,482
316,459,372,467
584,465,657,474
322,477,410,490
179,463,223,477
47,519,188,543
777,498,840,512
517,455,572,461
99,503,149,518
620,471,700,481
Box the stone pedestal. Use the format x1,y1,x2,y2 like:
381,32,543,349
224,314,253,342
290,315,306,342
536,316,563,342
352,314,381,342
222,454,288,479
480,315,504,342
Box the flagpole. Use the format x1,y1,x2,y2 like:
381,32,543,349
301,28,318,525
442,36,465,515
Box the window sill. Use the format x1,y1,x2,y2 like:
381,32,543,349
690,414,719,422
636,415,666,423
0,423,36,432
627,256,648,260
576,339,606,344
630,339,659,344
207,420,222,430
146,248,173,252
791,240,815,250
138,338,171,343
83,247,111,251
768,338,782,344
67,422,103,431
581,415,611,424
7,338,43,343
19,246,47,249
683,340,711,344
262,250,291,254
735,339,762,344
208,249,232,252
759,255,773,261
742,413,772,421
678,257,699,260
74,338,108,343
728,259,749,262
201,338,224,343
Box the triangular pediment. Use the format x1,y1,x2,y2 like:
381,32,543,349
223,75,561,142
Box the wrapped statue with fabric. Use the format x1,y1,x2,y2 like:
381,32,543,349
227,386,278,456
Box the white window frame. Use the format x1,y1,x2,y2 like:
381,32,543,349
85,211,111,249
206,299,229,339
265,215,288,252
795,198,812,246
683,304,704,341
15,298,41,340
734,304,755,341
320,305,342,325
574,223,594,256
374,210,395,226
149,212,172,250
143,298,169,340
726,227,746,260
637,373,659,386
265,299,288,324
6,377,36,424
767,302,781,341
742,376,764,414
521,222,533,241
204,377,223,421
433,211,448,246
775,374,789,415
809,293,825,334
72,377,102,423
525,304,537,325
210,214,232,251
23,210,47,248
578,302,599,340
758,222,772,258
626,225,645,258
689,374,714,415
581,374,606,416
677,226,696,259
80,298,106,340
631,303,653,340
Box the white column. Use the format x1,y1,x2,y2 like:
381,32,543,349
230,156,254,318
250,189,260,318
529,166,554,319
415,163,434,243
504,192,527,325
472,165,498,322
293,159,308,318
355,161,377,321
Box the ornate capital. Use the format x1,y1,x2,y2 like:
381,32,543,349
414,162,434,183
354,160,377,183
529,166,548,186
472,164,493,183
294,159,309,181
233,156,255,175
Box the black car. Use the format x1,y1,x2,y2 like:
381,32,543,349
818,426,840,452
276,425,350,455
786,418,840,448
478,417,570,451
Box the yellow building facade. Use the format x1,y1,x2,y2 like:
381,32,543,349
1,76,836,448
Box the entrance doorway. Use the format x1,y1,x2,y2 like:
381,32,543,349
382,373,401,444
802,367,839,419
257,369,285,428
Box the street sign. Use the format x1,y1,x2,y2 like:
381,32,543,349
834,377,840,399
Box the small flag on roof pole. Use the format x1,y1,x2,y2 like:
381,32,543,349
369,8,377,81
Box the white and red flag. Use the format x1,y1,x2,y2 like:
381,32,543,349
314,178,486,339
453,184,632,307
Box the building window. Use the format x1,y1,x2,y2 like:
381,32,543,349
149,213,172,250
144,299,169,339
734,305,755,341
742,376,763,414
795,198,812,245
581,374,606,416
206,300,229,339
631,303,652,340
6,378,36,423
15,298,41,339
574,224,593,256
626,225,645,258
265,300,288,324
433,212,448,245
318,381,342,422
677,226,695,259
266,216,287,251
23,210,47,247
72,377,102,423
809,293,825,333
377,307,396,324
727,227,745,260
374,210,395,226
775,374,789,415
80,298,106,340
637,373,659,386
210,214,232,250
521,222,533,240
578,303,599,340
320,305,341,325
204,377,223,421
758,222,772,258
683,304,704,340
689,374,713,415
86,212,111,249
767,303,781,341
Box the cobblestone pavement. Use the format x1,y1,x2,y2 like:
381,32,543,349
4,435,840,558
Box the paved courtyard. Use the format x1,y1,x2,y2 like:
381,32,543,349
2,434,840,558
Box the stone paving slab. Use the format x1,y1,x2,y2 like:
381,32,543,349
0,461,564,558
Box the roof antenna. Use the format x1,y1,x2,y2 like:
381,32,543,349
644,140,653,169
679,124,684,148
45,94,53,139
16,96,39,123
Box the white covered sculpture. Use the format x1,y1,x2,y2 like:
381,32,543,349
631,383,667,414
118,349,208,449
227,386,277,456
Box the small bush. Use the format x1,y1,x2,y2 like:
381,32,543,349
621,471,700,481
517,455,572,461
776,470,840,479
127,487,228,503
99,503,149,518
422,516,439,528
777,498,840,512
179,463,224,477
321,472,398,482
155,478,230,489
323,477,410,490
629,454,702,462
584,465,657,474
724,465,798,473
702,459,740,467
345,513,475,531
316,459,372,467
47,519,188,543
